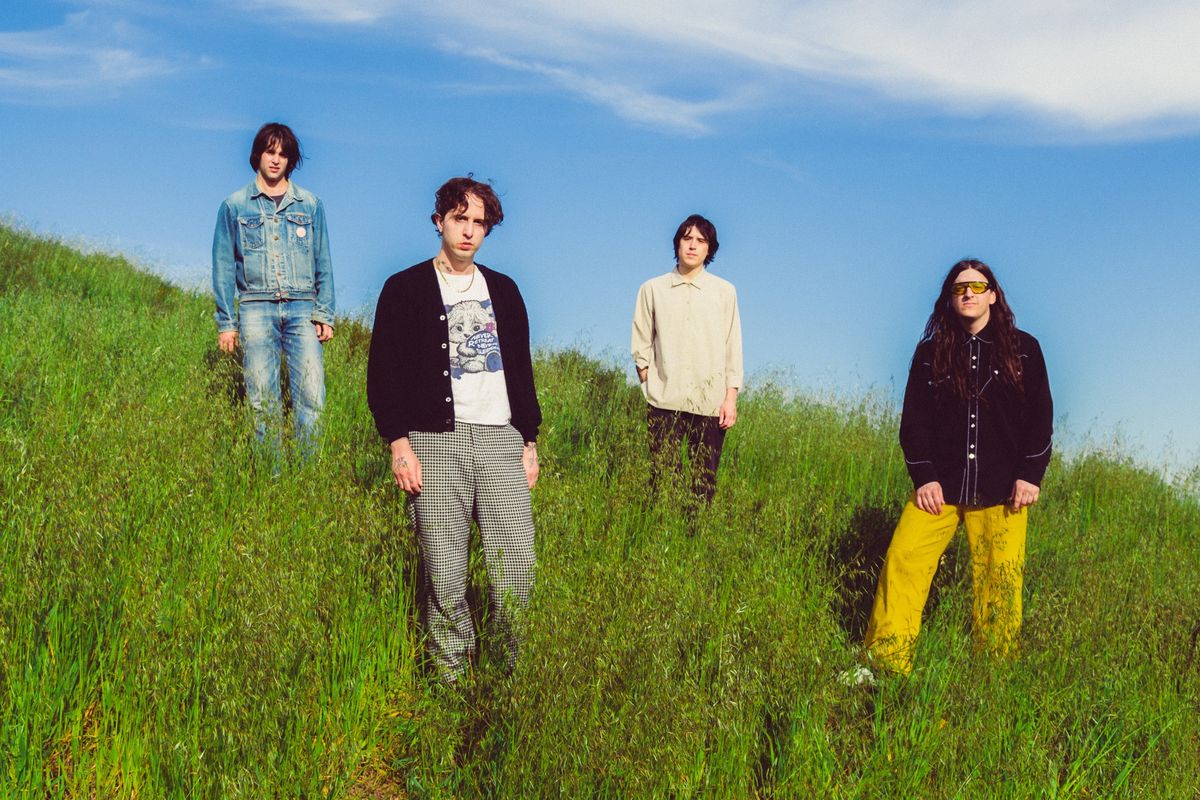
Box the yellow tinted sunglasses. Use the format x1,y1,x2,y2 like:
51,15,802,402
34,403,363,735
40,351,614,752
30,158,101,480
951,281,990,296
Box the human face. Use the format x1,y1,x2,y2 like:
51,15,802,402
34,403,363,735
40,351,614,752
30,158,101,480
436,193,488,264
950,267,996,333
257,141,289,186
676,226,710,272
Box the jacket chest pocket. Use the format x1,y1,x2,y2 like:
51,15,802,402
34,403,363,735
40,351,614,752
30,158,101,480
238,216,265,251
285,213,312,252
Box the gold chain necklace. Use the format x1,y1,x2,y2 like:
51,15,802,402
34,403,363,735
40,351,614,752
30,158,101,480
434,255,476,293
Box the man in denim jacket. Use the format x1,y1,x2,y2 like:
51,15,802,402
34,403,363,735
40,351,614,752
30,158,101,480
212,122,335,450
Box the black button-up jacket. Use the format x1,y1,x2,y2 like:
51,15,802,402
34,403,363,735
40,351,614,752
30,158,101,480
899,323,1053,507
367,260,542,444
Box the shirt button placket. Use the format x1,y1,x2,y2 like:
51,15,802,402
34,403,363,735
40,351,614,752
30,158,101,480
277,215,286,287
966,339,980,503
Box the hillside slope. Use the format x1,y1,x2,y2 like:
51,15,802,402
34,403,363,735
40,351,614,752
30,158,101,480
1,225,1197,798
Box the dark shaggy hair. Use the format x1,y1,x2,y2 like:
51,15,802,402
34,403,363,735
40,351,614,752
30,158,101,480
921,259,1023,399
672,214,719,266
249,122,303,177
431,176,504,234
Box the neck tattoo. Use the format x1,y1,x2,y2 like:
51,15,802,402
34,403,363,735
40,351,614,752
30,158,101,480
434,255,476,293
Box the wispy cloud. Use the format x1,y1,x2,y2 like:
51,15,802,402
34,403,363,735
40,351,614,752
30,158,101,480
246,0,1200,138
745,151,810,185
239,0,400,24
720,1,1200,136
0,11,174,98
447,44,751,136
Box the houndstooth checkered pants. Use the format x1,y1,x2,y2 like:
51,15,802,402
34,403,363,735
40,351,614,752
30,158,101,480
408,423,536,680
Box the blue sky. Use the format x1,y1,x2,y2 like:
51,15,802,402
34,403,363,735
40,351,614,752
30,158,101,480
3,1,1198,471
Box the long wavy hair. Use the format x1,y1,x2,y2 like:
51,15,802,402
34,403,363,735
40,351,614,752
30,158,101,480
921,259,1023,399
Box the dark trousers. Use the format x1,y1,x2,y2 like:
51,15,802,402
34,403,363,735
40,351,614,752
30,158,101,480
647,405,726,506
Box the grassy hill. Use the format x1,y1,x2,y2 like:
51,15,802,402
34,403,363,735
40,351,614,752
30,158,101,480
1,224,1197,798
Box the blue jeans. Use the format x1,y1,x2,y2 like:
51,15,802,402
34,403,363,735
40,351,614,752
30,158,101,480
239,300,325,451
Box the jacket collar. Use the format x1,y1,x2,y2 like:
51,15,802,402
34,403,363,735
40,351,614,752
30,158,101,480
248,178,299,205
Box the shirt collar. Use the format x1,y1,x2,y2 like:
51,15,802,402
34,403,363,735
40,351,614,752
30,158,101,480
669,267,711,288
960,319,994,344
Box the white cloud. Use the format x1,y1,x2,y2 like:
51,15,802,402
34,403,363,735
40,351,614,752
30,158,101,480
0,11,174,97
240,0,399,23
745,151,810,184
450,45,751,135
246,0,1200,138
754,1,1200,134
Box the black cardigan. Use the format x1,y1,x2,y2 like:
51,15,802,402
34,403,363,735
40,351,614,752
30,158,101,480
367,260,541,444
899,324,1053,507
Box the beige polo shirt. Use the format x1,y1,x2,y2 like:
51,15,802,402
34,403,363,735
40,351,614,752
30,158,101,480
631,268,743,417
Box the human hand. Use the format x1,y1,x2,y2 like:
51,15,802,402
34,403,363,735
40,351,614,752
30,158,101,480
1009,479,1040,512
390,438,423,494
915,481,945,515
523,442,539,489
718,394,738,429
217,330,238,353
314,322,334,342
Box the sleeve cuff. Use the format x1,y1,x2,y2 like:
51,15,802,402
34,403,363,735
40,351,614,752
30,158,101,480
1015,466,1046,487
906,461,939,489
377,422,411,444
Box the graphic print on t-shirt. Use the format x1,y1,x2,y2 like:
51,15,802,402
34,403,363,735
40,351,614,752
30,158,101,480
446,299,503,378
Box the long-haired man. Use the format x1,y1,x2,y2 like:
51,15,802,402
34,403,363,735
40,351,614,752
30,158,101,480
862,259,1053,676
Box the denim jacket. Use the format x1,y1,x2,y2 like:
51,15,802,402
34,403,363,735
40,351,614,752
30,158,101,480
212,179,335,332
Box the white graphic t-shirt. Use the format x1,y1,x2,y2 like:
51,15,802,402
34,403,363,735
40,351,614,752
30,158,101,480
436,268,512,426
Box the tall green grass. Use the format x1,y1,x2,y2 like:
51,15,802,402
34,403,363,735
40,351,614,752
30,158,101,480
1,224,1197,798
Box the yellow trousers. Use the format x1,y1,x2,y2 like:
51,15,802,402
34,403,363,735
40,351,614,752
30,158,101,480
864,499,1027,675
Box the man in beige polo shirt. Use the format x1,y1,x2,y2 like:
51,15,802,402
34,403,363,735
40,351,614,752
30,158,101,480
631,213,743,510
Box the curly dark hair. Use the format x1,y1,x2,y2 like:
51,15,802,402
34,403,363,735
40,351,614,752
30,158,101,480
921,259,1023,399
431,175,504,234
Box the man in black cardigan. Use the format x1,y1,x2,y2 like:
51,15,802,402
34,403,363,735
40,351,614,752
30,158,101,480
367,177,541,682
